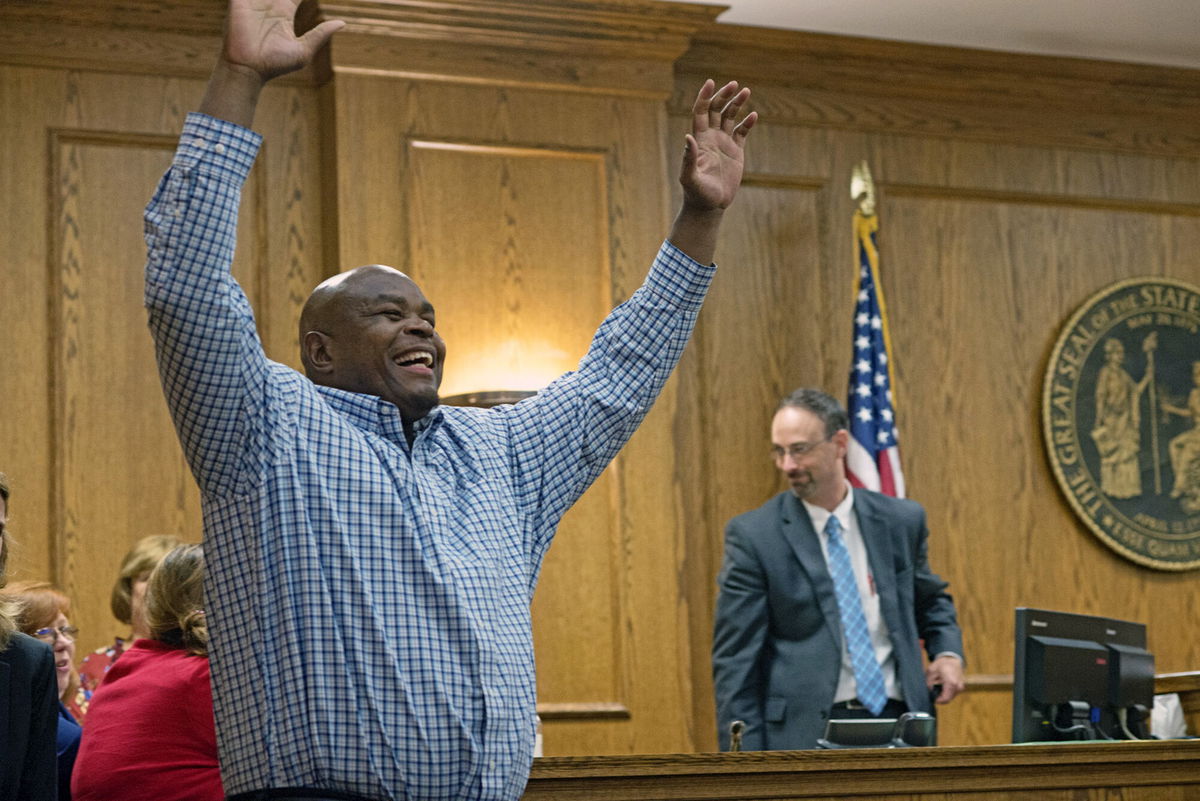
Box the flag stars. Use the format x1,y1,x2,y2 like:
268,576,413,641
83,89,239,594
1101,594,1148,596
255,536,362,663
856,359,871,374
857,408,873,423
856,383,871,398
856,312,869,327
877,430,890,444
881,409,893,422
855,335,870,351
870,315,882,329
874,373,887,387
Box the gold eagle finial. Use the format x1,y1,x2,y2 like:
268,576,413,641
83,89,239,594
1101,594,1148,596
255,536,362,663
851,160,877,218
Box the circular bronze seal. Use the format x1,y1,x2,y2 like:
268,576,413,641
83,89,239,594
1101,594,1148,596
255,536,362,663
1043,277,1200,570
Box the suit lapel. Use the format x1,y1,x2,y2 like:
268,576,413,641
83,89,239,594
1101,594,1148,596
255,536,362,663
854,489,904,638
778,492,844,650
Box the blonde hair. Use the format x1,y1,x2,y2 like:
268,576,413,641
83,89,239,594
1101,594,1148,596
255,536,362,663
0,472,15,647
145,544,207,657
110,534,184,626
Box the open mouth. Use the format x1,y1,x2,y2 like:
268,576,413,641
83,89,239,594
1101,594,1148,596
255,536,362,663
394,349,435,373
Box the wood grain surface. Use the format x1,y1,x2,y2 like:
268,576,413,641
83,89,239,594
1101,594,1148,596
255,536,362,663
2,0,1199,759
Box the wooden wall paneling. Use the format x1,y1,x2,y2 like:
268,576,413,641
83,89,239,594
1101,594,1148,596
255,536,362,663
252,87,336,365
877,179,1200,744
406,140,611,395
675,25,1200,159
0,29,326,656
49,129,200,656
0,65,63,585
675,25,1200,750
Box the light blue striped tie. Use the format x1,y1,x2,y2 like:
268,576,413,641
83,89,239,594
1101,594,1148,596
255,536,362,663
825,514,888,716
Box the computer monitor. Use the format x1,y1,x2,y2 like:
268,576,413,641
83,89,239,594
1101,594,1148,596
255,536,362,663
1012,607,1154,743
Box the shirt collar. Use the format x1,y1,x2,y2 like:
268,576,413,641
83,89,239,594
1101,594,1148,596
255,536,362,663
800,480,856,535
315,384,444,439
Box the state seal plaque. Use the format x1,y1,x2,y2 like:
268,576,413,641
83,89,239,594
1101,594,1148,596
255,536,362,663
1043,277,1200,570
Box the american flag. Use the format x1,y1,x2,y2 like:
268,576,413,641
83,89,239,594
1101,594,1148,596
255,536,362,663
845,198,905,498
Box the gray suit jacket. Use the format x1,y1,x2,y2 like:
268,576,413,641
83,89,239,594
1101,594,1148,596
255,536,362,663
711,489,963,750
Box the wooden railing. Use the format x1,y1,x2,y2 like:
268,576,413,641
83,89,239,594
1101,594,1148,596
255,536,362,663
524,740,1200,800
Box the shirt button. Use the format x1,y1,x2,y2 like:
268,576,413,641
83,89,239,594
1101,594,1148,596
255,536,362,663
213,143,226,155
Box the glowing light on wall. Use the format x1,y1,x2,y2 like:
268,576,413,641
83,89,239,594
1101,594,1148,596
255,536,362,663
439,337,577,407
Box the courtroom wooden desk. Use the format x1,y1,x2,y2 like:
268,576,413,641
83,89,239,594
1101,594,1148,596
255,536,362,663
524,740,1200,800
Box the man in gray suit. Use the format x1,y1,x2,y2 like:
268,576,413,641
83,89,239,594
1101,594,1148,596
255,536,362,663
712,388,965,750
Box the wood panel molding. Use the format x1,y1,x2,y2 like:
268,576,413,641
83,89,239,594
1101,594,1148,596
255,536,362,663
537,702,631,721
884,182,1200,217
321,0,722,96
46,129,180,585
320,0,722,58
675,24,1200,157
0,1,318,84
0,0,723,97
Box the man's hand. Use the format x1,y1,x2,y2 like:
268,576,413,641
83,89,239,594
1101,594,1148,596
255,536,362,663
200,0,344,128
668,79,757,265
223,0,344,83
926,654,966,704
680,79,757,212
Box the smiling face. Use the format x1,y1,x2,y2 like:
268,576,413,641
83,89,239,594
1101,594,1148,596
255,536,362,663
301,265,447,422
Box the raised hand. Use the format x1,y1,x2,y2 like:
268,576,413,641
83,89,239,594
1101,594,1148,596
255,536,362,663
680,80,757,212
667,79,757,265
223,0,344,83
200,0,344,128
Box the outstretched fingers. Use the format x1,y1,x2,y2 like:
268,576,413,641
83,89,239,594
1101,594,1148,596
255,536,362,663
717,86,751,134
698,80,740,132
691,79,756,143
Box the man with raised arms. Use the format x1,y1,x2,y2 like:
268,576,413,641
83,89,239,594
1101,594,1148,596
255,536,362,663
145,1,756,799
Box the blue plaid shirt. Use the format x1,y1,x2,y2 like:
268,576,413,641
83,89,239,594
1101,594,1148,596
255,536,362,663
144,113,714,801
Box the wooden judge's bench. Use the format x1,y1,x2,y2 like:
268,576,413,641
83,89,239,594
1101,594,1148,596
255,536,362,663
523,673,1200,800
525,740,1200,801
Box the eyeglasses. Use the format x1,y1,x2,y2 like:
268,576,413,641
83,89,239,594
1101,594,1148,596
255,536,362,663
770,437,832,462
33,625,79,643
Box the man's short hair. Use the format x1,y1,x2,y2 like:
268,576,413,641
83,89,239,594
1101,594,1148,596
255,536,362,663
778,388,849,438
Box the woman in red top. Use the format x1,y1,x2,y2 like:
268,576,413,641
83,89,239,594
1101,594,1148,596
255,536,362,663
71,544,222,801
74,534,183,720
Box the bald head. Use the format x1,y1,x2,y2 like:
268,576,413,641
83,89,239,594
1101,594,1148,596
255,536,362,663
299,265,406,373
298,265,446,422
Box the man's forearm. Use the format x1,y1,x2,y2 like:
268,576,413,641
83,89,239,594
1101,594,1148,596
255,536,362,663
668,204,725,266
199,59,266,130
